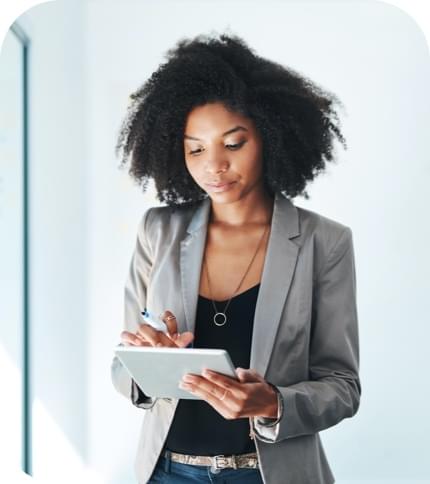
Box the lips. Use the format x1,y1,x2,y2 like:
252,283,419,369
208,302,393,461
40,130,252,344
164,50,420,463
205,181,235,188
204,180,237,193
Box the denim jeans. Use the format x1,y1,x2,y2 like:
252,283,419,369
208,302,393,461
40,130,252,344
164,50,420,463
148,455,264,483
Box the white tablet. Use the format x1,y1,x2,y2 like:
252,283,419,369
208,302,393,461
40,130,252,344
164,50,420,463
114,346,237,400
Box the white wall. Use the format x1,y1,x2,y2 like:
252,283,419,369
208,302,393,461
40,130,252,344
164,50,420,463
15,1,90,481
3,1,430,483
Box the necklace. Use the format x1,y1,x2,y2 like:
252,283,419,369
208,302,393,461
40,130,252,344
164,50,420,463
204,224,269,326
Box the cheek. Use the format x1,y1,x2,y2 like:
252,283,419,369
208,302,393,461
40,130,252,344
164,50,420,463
237,155,263,179
239,142,263,173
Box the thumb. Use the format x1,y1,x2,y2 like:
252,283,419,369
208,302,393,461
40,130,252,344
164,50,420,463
175,331,194,348
235,367,264,383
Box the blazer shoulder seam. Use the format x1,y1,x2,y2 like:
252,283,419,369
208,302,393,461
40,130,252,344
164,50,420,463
139,206,158,257
315,226,352,281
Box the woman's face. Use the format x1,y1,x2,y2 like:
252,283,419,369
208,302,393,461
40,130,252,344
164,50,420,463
183,102,266,204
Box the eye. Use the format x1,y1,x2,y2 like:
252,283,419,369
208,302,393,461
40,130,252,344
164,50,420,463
189,148,203,155
226,140,246,150
187,140,247,156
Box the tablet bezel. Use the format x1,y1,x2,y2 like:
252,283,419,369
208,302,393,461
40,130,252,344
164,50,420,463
114,346,238,400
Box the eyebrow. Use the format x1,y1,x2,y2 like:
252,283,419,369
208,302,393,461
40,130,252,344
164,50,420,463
184,125,248,141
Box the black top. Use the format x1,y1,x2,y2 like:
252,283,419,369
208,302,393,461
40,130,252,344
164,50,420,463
164,283,260,455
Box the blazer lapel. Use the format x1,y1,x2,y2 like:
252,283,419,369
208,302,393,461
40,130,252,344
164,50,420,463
250,192,301,377
180,197,211,333
179,192,301,379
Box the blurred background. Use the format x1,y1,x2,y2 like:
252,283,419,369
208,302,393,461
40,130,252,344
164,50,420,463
0,1,429,483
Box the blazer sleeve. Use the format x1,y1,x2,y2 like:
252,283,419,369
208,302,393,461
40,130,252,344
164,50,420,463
253,226,361,442
110,207,158,410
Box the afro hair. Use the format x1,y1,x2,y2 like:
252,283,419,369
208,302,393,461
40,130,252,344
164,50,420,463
115,31,347,206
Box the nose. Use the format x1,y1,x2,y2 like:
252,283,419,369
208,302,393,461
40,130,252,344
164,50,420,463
204,157,229,175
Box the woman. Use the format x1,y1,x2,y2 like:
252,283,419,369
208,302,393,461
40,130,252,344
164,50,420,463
111,33,360,484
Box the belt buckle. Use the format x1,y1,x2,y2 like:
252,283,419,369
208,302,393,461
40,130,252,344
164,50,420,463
210,454,231,473
214,455,228,469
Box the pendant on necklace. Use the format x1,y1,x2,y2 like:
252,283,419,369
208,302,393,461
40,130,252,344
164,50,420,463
213,312,227,326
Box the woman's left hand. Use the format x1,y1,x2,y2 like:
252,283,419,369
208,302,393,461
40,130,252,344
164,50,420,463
179,367,278,420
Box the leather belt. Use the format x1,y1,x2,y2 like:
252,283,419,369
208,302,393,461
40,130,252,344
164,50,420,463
163,450,259,470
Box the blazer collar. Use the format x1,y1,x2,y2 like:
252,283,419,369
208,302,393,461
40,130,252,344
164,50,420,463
186,196,211,234
185,191,300,237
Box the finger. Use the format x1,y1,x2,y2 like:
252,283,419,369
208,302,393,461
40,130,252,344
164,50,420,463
175,331,194,348
179,379,239,419
181,374,226,399
159,310,178,338
136,324,176,347
135,332,152,346
181,374,244,403
120,330,149,346
201,369,244,393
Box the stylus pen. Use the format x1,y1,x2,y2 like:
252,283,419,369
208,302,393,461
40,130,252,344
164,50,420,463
140,307,193,348
140,308,169,332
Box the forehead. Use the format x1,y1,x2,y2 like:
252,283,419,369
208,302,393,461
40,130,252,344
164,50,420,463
184,102,253,136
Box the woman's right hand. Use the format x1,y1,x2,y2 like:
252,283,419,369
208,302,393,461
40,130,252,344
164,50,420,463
120,310,194,348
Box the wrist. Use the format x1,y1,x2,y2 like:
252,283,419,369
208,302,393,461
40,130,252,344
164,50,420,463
256,382,283,427
266,387,279,418
260,383,279,418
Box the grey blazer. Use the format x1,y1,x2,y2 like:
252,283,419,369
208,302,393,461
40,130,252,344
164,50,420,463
111,191,361,484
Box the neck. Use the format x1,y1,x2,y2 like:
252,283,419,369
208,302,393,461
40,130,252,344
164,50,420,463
209,188,274,227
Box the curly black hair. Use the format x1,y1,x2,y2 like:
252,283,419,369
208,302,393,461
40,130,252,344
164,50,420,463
115,31,347,206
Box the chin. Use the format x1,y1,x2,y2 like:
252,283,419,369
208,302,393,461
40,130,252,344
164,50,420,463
208,192,245,205
208,195,237,204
